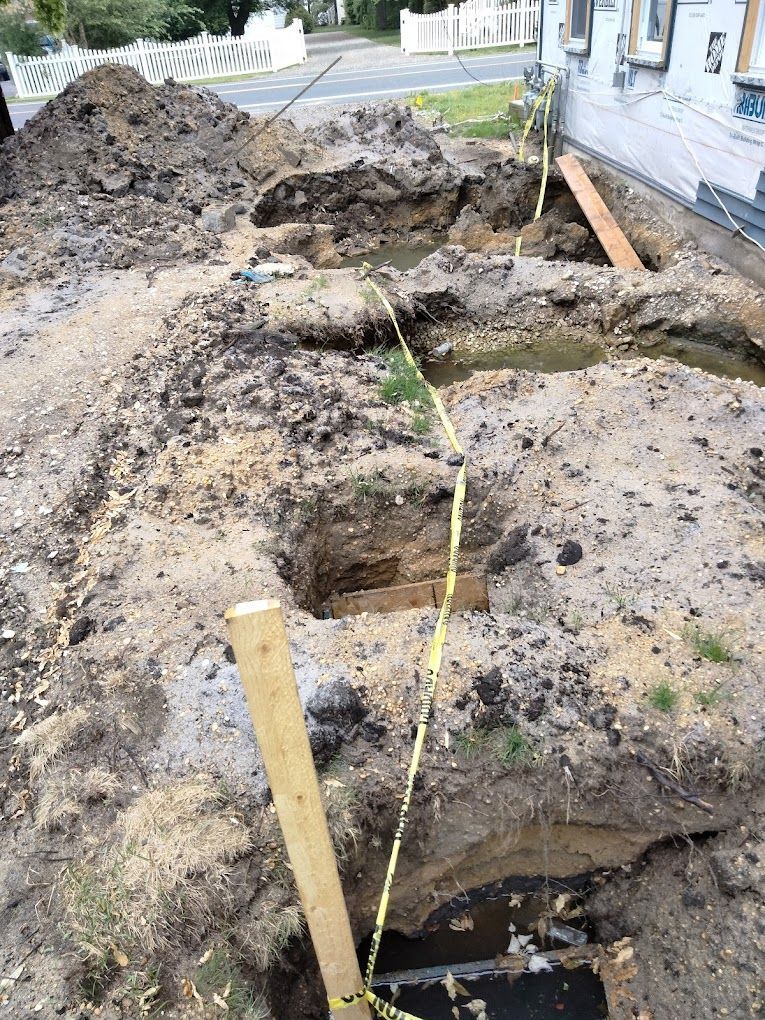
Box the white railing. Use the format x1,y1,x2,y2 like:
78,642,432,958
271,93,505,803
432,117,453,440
400,0,539,54
6,22,306,99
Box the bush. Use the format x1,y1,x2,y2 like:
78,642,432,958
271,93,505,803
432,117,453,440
285,4,314,32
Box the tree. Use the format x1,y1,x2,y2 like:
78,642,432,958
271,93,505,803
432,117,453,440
195,0,271,37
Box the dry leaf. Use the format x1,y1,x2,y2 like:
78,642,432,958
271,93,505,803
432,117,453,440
448,912,474,932
465,1000,488,1018
112,946,129,967
508,894,524,908
614,946,634,965
441,971,471,1000
213,992,229,1010
452,1009,459,1019
198,948,214,966
181,978,203,1003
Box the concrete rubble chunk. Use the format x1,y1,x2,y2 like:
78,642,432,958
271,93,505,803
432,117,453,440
201,204,238,233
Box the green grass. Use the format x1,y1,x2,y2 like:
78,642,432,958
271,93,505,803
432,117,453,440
406,81,523,138
647,681,679,712
339,23,401,47
694,684,731,708
684,624,734,664
456,725,535,767
197,949,271,1018
411,411,432,435
378,349,431,407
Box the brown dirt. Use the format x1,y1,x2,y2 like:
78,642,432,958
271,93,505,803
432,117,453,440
1,66,764,1020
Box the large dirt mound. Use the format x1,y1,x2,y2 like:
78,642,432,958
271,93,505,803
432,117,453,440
0,64,318,274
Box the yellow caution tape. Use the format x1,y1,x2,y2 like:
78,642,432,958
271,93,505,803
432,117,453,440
516,76,557,258
329,275,467,1019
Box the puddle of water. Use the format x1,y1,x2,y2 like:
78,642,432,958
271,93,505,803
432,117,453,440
338,242,444,272
375,969,608,1019
639,338,765,386
361,891,606,1019
423,341,608,388
422,338,765,389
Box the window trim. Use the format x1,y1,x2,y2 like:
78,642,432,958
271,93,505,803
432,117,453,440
737,0,765,74
563,0,594,55
626,0,677,69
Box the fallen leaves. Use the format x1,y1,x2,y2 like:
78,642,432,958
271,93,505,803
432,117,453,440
449,912,474,932
442,971,471,1000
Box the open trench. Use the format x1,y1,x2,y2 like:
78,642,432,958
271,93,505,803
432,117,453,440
237,148,765,1017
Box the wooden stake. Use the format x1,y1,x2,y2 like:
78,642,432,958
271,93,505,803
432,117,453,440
225,600,371,1020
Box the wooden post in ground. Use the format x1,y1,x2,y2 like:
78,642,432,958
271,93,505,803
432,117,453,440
225,599,371,1020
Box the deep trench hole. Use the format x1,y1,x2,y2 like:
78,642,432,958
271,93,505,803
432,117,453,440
287,481,502,619
250,155,664,271
357,879,608,1018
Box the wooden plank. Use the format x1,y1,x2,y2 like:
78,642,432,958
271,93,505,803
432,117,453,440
225,600,371,1020
433,573,490,613
555,153,645,271
330,573,488,619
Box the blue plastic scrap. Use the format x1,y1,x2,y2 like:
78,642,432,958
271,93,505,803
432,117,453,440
239,269,273,284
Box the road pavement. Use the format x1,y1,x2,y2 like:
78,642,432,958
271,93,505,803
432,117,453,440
8,46,533,130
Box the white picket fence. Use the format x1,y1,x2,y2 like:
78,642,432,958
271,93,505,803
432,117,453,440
6,22,307,99
400,0,539,54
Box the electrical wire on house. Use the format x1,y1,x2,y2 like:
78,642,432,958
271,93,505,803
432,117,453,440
661,93,765,255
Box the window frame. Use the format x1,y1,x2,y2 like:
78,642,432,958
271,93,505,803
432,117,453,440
626,0,677,69
563,0,594,54
737,0,765,76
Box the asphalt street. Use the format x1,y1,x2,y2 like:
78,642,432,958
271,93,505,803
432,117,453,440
7,50,532,130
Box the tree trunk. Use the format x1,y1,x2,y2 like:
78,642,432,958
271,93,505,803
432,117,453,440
0,82,14,143
228,0,252,36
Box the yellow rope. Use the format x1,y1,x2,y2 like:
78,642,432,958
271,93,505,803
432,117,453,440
329,277,467,1020
516,76,557,257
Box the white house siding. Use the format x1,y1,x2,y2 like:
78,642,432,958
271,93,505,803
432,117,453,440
538,0,764,209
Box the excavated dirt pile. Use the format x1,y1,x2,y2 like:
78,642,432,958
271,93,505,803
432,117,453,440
0,64,320,274
1,70,765,1020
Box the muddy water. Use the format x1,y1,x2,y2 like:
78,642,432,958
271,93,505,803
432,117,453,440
338,242,444,272
362,892,607,1019
424,341,608,387
423,338,765,388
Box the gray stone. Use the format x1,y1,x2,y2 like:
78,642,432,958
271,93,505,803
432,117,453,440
201,204,238,233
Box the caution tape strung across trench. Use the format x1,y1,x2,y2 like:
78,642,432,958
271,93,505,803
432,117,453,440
328,277,466,1020
332,82,558,1015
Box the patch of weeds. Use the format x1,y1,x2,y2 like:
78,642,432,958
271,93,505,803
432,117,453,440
455,727,493,760
349,467,387,503
498,725,535,766
360,283,378,306
306,273,329,295
565,611,584,634
456,725,535,767
647,681,679,712
505,594,525,615
694,684,731,708
323,781,360,865
605,586,632,613
117,966,170,1018
197,949,271,1017
379,349,431,407
684,624,733,664
406,82,523,138
239,902,304,971
411,411,433,436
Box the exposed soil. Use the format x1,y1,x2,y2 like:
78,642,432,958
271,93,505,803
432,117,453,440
1,65,764,1020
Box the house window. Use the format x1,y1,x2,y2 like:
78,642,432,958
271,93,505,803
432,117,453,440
627,0,676,66
738,0,765,75
564,0,593,51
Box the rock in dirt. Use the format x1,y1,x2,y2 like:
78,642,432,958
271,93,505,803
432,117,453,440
202,204,238,233
556,540,583,566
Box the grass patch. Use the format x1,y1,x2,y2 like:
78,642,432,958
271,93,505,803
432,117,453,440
684,624,734,664
647,681,679,712
379,349,430,406
456,725,535,766
197,949,271,1017
694,684,731,708
406,81,522,138
349,466,427,505
339,24,401,46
